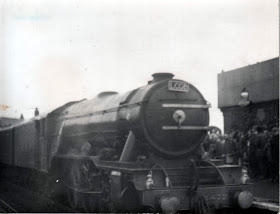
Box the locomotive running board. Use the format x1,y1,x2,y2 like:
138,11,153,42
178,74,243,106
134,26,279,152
162,104,210,108
162,126,209,130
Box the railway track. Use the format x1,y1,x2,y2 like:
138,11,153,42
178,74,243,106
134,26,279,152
0,179,278,213
0,198,17,213
0,181,77,213
14,184,78,213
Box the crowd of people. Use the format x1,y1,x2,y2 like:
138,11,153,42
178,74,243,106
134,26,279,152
202,125,279,182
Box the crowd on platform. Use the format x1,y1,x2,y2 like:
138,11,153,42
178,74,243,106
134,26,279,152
202,125,279,182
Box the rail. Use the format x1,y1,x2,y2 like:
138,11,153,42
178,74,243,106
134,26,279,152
252,198,279,212
0,198,17,213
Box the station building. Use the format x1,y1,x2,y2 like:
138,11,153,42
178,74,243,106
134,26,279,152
218,57,279,133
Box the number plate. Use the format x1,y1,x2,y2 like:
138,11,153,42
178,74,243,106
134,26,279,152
168,80,189,92
203,193,228,201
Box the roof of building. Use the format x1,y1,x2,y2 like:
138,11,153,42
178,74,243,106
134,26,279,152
0,117,22,128
0,117,21,121
218,57,279,108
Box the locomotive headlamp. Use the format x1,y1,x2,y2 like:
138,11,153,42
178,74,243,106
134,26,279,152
146,171,154,189
126,113,132,121
240,166,250,184
165,176,170,188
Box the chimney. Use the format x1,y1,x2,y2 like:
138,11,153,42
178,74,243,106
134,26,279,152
149,73,174,84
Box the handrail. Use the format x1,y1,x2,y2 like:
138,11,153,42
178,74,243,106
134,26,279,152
149,163,173,188
198,160,227,185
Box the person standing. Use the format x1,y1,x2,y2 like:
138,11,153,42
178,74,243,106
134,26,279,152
35,107,39,117
253,126,268,179
270,126,279,182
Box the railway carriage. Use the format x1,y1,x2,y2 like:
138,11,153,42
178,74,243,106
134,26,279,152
0,73,253,213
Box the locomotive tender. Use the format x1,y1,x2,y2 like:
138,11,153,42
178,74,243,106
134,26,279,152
0,73,253,213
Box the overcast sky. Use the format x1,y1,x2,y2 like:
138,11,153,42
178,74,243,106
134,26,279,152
0,0,278,129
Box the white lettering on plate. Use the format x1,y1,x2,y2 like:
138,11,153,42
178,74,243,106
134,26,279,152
168,80,189,92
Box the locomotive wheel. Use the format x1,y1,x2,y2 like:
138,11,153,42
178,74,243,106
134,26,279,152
67,189,98,212
81,193,100,213
142,205,156,213
99,200,116,213
66,159,83,210
120,182,141,212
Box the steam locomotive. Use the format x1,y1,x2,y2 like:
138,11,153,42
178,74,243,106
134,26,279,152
0,73,253,213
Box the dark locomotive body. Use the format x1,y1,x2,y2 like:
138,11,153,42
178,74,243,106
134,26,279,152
0,73,253,213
